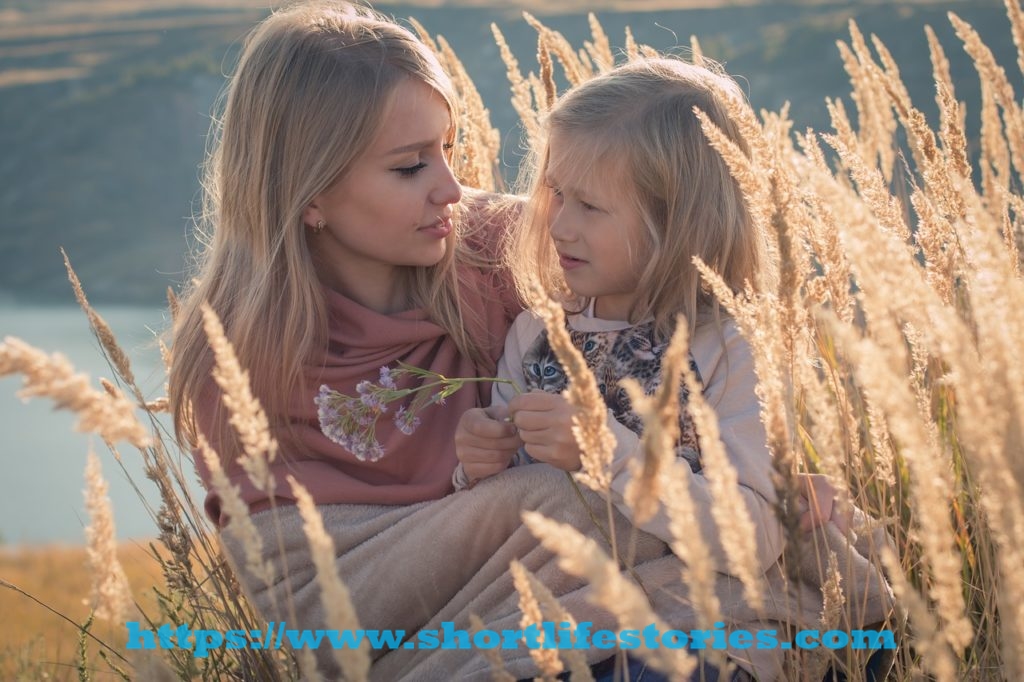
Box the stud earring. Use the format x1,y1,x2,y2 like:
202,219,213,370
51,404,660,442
313,220,326,234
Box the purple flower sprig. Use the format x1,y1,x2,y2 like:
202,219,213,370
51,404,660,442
314,362,520,462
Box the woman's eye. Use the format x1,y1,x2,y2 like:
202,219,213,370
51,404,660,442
394,162,427,176
581,200,599,211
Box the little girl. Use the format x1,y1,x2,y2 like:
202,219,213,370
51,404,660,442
453,57,899,681
455,57,784,576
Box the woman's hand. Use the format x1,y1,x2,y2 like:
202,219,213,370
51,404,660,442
454,406,522,483
507,390,584,472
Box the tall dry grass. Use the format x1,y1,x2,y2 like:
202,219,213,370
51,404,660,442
2,3,1024,679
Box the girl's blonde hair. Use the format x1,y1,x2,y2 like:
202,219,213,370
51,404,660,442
169,1,485,457
508,57,763,339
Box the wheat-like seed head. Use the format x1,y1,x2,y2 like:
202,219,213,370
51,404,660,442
583,13,613,73
200,303,278,493
620,316,689,525
468,614,517,682
523,12,587,85
522,511,697,681
510,560,565,680
526,284,615,491
63,250,138,392
288,476,370,682
822,310,973,653
879,548,958,681
83,449,135,623
0,336,151,447
952,13,1024,184
195,433,272,587
679,330,766,612
491,23,542,148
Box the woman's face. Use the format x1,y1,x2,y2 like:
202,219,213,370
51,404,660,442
304,78,462,308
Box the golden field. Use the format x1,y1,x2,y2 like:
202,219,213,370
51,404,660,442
0,543,164,680
3,1,1024,680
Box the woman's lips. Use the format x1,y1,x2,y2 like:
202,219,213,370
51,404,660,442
418,216,452,238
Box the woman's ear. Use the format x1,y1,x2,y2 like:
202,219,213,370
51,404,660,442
302,203,323,229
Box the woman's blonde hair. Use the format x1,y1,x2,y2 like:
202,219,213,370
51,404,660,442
508,57,763,339
169,1,484,456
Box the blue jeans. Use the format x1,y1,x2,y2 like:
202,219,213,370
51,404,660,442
588,653,744,682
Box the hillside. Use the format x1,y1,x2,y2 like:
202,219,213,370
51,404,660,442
0,0,1017,304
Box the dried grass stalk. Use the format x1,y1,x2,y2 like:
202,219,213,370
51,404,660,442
526,284,615,492
468,614,517,682
0,336,150,447
510,560,565,680
678,326,766,611
620,318,689,525
195,433,273,586
288,476,370,682
522,511,697,681
84,449,135,623
63,250,137,391
201,303,278,492
491,22,542,147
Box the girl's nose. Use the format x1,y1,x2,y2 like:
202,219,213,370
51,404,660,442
548,207,575,242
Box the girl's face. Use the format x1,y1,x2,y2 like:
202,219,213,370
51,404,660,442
545,133,649,321
303,78,462,309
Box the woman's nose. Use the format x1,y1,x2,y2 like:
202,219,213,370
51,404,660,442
431,160,463,206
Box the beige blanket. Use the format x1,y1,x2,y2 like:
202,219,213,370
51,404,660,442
222,464,894,681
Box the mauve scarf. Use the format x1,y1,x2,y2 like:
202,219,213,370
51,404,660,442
193,208,520,526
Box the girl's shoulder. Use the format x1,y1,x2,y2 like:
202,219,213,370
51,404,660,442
689,313,757,398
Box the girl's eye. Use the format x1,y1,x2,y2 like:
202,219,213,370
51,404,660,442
394,162,427,177
443,142,455,151
581,200,600,212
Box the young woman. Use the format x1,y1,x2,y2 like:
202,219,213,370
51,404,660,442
168,3,673,680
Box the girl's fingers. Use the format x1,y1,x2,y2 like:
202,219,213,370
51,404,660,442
510,409,552,432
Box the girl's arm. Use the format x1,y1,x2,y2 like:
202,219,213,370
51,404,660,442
603,317,784,574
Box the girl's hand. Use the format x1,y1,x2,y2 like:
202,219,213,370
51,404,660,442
507,390,583,472
455,406,522,482
797,473,853,534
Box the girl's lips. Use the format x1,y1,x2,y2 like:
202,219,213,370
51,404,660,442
559,254,586,270
418,216,452,239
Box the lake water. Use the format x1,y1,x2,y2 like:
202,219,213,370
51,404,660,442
0,303,205,545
